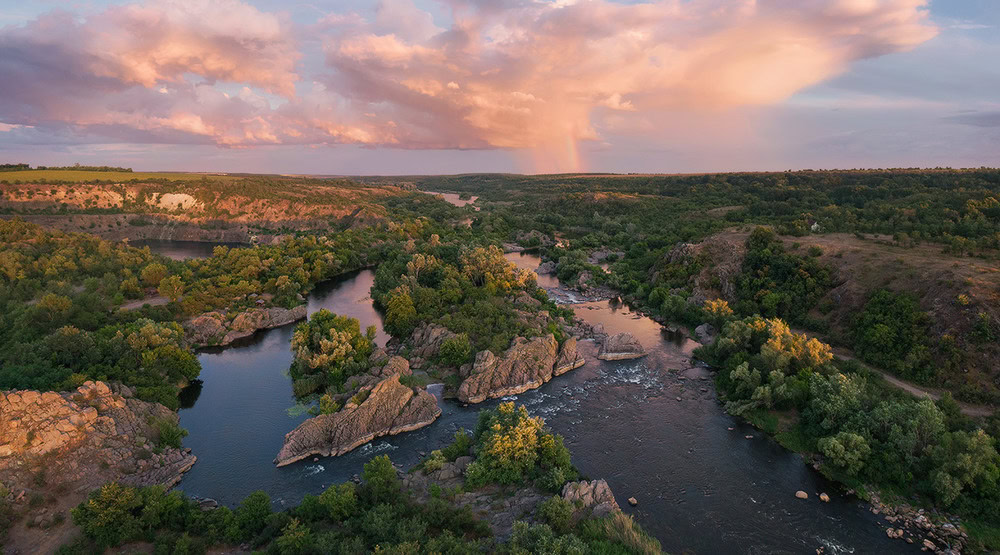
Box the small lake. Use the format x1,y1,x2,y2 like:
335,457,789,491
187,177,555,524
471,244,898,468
166,242,912,554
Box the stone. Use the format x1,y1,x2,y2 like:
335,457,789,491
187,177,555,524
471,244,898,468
597,332,646,360
0,381,196,495
186,305,307,347
795,491,809,499
457,334,566,404
923,539,936,550
553,337,586,376
694,323,717,345
819,493,830,503
274,371,441,466
408,323,459,361
627,497,638,506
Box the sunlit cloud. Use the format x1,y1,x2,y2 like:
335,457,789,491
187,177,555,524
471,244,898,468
0,0,939,171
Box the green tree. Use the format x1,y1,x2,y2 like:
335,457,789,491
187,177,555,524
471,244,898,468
158,275,185,302
818,431,871,475
141,263,168,288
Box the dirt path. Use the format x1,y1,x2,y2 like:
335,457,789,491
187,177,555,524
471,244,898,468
791,329,995,418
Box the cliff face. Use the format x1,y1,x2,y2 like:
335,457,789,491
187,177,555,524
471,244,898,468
274,357,441,466
0,381,196,492
456,334,587,404
186,305,307,347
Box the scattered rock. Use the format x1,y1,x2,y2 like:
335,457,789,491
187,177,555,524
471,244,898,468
627,497,638,506
819,493,830,503
795,491,809,500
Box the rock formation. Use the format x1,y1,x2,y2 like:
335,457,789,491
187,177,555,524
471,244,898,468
457,334,586,404
274,357,441,466
554,337,586,375
0,381,196,492
694,323,717,345
186,305,307,346
562,479,621,518
407,323,459,361
598,332,646,360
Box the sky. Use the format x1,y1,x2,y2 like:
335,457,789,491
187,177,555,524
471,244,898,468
0,0,997,175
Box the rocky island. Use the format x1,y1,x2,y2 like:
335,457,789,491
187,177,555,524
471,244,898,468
274,355,441,466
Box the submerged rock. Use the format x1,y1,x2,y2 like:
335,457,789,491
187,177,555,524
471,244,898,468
598,332,646,360
274,358,441,466
457,334,586,404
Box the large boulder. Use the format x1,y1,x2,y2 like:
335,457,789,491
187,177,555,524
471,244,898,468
457,334,590,404
0,381,196,491
694,323,717,345
186,312,227,345
274,361,440,466
562,479,621,518
186,305,307,347
457,335,558,403
598,332,646,360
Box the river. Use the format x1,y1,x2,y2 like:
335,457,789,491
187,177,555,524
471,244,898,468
143,241,910,554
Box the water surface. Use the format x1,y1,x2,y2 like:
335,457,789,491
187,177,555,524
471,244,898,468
172,243,911,554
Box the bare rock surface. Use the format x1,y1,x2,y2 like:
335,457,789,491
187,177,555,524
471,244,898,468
598,332,647,360
562,479,621,518
274,357,441,466
186,305,307,346
0,381,196,493
554,337,586,375
407,323,459,361
457,334,589,403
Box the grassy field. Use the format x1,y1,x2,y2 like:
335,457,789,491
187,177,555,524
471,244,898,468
0,170,236,183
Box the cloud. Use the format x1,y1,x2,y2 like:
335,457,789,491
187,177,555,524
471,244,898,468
943,111,1000,128
0,0,938,171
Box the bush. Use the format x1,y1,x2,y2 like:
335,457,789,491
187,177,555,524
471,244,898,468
438,334,472,366
152,416,188,448
441,429,473,461
537,496,574,534
361,455,401,503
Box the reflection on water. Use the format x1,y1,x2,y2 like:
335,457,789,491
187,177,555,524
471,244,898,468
169,242,913,554
424,191,479,209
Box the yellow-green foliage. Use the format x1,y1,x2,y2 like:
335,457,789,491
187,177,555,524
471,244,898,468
465,402,575,491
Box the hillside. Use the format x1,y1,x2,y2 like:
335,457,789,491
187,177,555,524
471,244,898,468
0,174,420,242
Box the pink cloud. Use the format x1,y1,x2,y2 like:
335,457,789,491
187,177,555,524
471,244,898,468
0,0,938,171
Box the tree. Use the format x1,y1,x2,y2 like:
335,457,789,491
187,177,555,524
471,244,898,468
362,455,401,503
140,263,168,287
71,483,143,547
818,431,871,475
384,286,418,337
158,275,185,302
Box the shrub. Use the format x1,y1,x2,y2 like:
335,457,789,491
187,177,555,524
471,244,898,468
537,496,574,534
361,455,401,503
438,333,472,366
152,416,188,448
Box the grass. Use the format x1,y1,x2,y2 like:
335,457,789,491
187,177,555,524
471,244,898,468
0,170,233,183
964,518,1000,552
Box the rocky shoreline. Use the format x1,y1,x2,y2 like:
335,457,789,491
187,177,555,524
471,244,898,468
185,304,307,347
